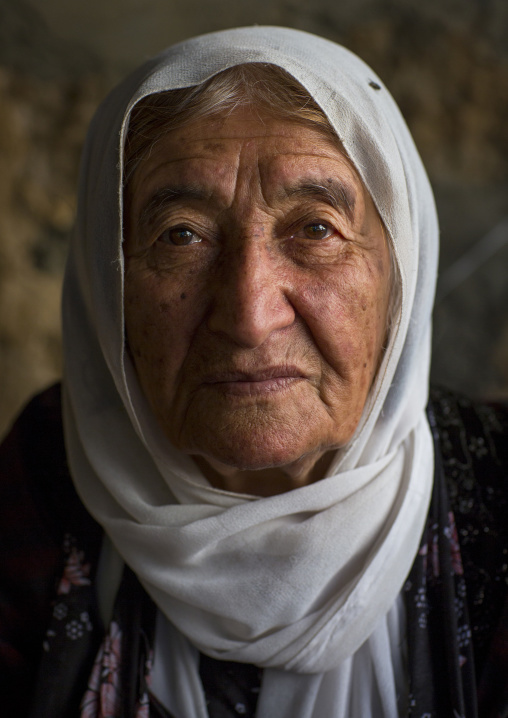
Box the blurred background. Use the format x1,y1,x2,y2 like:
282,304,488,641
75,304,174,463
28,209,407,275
1,0,507,437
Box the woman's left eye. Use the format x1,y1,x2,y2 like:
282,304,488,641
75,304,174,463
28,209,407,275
296,223,334,241
158,227,201,246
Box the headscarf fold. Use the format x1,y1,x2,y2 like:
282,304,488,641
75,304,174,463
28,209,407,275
62,26,438,716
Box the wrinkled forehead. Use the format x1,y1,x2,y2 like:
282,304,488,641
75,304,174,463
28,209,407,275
124,110,373,236
109,25,429,314
121,29,411,262
124,99,360,194
121,62,385,253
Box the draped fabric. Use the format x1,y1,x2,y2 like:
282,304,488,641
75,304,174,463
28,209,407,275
60,26,439,715
23,389,506,718
1,384,506,716
27,480,475,718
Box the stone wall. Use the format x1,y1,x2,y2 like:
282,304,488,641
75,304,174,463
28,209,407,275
1,0,507,436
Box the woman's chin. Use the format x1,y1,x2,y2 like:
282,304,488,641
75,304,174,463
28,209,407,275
195,439,307,473
160,398,344,487
191,440,337,495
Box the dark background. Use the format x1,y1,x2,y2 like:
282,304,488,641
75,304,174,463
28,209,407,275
1,0,507,436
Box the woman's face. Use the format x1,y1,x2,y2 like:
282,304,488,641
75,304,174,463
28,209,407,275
123,107,391,489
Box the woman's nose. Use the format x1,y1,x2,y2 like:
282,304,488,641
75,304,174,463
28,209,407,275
206,235,296,348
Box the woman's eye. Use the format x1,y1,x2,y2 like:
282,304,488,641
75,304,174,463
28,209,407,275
300,223,334,241
159,227,201,246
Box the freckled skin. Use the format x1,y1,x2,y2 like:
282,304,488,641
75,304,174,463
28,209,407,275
123,108,391,496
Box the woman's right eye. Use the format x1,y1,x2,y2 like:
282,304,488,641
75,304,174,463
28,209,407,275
158,227,202,246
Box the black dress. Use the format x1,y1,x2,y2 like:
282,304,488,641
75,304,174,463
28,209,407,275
0,385,507,717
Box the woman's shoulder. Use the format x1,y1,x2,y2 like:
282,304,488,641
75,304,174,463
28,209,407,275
429,384,508,557
429,385,508,682
0,384,102,715
429,385,508,464
0,383,69,607
429,385,508,534
0,383,101,546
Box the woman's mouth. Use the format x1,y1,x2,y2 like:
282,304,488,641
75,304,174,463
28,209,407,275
203,367,305,396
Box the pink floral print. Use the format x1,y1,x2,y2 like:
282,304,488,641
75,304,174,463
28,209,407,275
80,621,122,718
57,535,92,595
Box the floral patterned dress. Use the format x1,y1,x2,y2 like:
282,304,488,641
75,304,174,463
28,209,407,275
1,385,507,717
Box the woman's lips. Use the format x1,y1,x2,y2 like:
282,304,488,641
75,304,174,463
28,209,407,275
203,367,306,396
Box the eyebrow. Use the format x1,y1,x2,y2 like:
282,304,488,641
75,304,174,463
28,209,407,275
137,186,211,233
136,178,357,234
284,180,356,222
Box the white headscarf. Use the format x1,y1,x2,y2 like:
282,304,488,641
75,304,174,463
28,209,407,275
62,26,438,717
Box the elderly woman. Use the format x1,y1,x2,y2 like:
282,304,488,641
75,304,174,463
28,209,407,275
1,26,507,718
